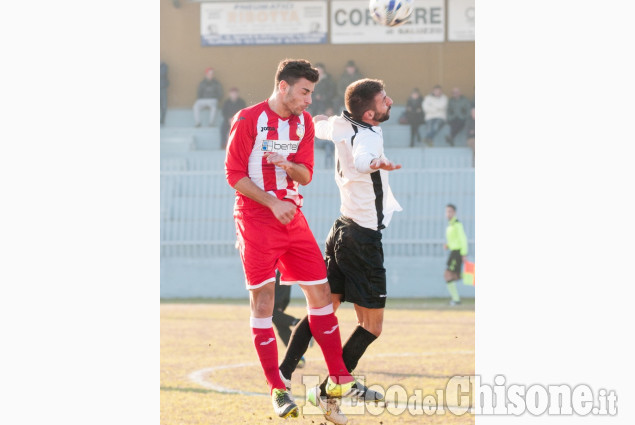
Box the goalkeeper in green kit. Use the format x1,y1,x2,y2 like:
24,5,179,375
443,204,468,305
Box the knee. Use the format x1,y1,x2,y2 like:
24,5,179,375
252,302,273,317
364,322,382,337
315,282,333,306
302,282,333,309
251,294,274,317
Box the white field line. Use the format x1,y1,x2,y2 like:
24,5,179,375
187,350,475,412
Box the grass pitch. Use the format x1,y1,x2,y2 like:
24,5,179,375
160,299,475,424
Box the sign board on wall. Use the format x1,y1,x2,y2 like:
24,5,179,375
330,0,445,44
200,1,328,46
448,0,475,41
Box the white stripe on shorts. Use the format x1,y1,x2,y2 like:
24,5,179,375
279,277,328,286
246,276,276,290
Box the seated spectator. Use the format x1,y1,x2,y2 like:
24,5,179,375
193,67,224,127
405,88,425,147
335,60,363,113
422,84,448,146
160,61,169,126
310,63,336,116
220,87,246,150
467,105,475,166
446,87,472,146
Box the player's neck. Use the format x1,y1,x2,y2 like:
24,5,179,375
267,94,291,119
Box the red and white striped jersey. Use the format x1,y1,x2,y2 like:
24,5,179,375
225,100,315,210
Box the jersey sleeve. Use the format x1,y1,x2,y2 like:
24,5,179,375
352,131,382,174
314,117,333,141
291,113,315,182
224,111,254,188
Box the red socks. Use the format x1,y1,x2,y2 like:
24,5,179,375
250,316,285,393
307,304,354,384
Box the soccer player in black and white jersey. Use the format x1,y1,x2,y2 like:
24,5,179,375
279,78,403,424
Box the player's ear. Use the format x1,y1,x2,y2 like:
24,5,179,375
363,109,375,121
279,80,288,94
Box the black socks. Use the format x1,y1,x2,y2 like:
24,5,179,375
279,315,312,380
319,325,378,394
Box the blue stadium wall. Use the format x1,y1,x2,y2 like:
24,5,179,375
160,146,475,299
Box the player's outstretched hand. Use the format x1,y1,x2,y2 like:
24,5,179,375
370,158,402,171
312,114,328,123
271,199,297,225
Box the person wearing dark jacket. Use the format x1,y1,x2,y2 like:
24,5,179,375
466,104,475,166
405,88,425,147
220,87,246,149
334,60,363,113
310,63,336,116
160,61,169,125
193,67,224,127
445,87,472,146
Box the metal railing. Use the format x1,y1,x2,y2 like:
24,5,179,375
160,160,475,258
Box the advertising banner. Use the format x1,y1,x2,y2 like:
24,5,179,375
200,1,328,46
448,0,475,41
330,0,445,44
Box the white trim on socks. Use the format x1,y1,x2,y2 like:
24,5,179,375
307,303,334,316
250,316,273,329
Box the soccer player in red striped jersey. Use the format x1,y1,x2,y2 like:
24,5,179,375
225,59,368,421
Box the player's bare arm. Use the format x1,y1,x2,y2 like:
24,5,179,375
264,152,311,185
370,157,402,171
232,177,297,224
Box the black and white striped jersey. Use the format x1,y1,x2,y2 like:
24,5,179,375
315,111,402,231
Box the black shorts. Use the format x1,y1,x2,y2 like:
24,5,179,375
325,216,386,309
446,250,463,275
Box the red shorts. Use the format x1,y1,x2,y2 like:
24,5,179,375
234,206,328,290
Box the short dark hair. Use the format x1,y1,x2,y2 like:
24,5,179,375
274,59,319,90
345,78,385,122
446,204,457,211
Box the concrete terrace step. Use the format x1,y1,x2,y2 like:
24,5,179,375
164,107,204,128
164,105,408,128
161,106,469,150
160,146,474,171
160,135,195,154
161,127,224,151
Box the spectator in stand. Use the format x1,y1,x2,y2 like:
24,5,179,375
422,84,448,146
160,61,169,126
466,104,475,166
220,87,246,150
446,87,472,146
335,60,363,113
405,88,425,147
310,63,336,116
193,67,224,127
